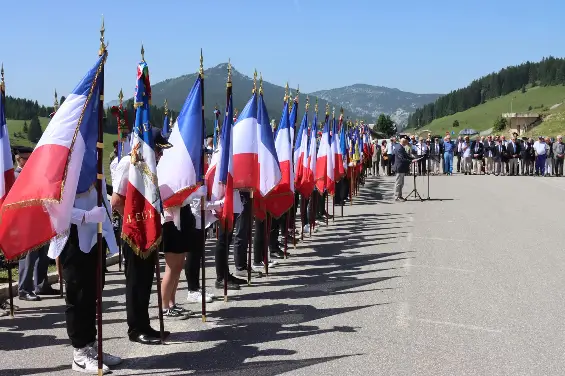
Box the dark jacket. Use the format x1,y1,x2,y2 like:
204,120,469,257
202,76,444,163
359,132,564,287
470,141,484,159
394,144,413,174
493,144,506,162
505,141,521,158
483,141,496,158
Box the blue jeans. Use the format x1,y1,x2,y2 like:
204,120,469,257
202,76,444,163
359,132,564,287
535,155,546,175
443,152,453,173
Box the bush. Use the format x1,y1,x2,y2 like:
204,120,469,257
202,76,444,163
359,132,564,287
452,120,460,127
493,116,507,132
528,105,533,111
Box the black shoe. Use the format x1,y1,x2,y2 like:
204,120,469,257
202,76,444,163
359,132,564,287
215,279,241,290
128,332,161,345
35,286,60,296
18,292,41,302
146,327,170,339
229,273,247,285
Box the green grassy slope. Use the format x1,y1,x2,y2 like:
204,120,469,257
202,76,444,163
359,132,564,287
406,86,565,136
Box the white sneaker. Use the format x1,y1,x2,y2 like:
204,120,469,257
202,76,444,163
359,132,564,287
199,288,215,299
88,343,122,366
302,225,310,234
72,347,110,374
187,290,213,304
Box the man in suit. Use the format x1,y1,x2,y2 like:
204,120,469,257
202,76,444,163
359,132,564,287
506,136,521,176
470,136,484,175
493,139,506,176
483,135,496,175
455,136,464,172
15,147,59,301
429,137,442,174
393,138,414,201
553,135,565,176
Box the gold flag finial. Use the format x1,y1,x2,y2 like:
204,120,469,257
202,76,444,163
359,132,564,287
259,72,264,95
118,88,124,105
1,63,4,92
305,95,310,111
325,103,330,116
252,70,257,94
164,99,168,116
284,82,289,102
332,106,335,119
227,58,232,85
199,48,204,77
99,15,106,56
340,107,344,119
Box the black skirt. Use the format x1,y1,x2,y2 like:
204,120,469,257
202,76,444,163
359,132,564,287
162,205,196,254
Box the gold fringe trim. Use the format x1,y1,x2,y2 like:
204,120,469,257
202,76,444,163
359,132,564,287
0,229,69,261
2,53,107,213
121,233,161,259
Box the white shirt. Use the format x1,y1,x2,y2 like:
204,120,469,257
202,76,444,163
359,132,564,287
534,141,546,155
386,142,393,155
463,142,471,158
47,183,118,259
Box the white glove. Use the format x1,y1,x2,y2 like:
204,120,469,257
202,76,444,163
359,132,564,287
84,206,107,224
207,199,224,211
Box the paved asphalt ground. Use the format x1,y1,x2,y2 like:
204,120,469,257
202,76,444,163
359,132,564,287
2,172,565,375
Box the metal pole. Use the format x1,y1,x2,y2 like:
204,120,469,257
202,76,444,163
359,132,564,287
7,262,14,317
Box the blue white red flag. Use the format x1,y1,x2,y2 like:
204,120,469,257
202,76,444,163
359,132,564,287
158,76,204,209
122,59,162,257
0,83,14,206
0,54,110,259
293,110,308,191
266,99,293,218
299,113,317,198
232,93,258,190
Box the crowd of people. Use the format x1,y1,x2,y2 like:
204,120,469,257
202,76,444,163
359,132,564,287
369,133,565,178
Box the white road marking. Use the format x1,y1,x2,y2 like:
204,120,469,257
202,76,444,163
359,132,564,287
407,264,475,273
413,317,502,333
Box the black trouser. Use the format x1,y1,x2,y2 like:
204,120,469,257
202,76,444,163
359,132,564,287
555,157,564,176
253,218,278,263
387,155,393,175
214,192,251,279
456,154,461,172
372,160,379,175
18,245,49,294
124,243,155,335
301,197,310,226
185,228,204,291
61,225,102,349
316,191,326,217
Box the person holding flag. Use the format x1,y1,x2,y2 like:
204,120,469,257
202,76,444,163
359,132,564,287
111,48,172,345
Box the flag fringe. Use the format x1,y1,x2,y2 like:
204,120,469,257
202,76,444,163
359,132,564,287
0,229,69,261
121,234,161,259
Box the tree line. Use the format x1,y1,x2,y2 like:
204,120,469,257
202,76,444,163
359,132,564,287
407,56,565,129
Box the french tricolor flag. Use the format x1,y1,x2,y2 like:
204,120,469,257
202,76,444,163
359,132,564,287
289,98,298,150
335,115,346,182
315,116,333,193
217,94,235,231
266,100,293,218
122,60,162,257
233,93,258,190
0,87,14,206
254,92,281,220
293,111,308,192
158,76,203,209
0,54,107,259
299,114,317,199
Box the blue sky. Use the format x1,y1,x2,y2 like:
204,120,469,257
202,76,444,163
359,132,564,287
2,0,564,106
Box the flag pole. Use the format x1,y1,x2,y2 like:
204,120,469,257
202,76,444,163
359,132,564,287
223,60,233,303
199,49,207,322
96,17,107,376
264,214,270,276
7,261,14,317
0,66,14,317
117,89,124,273
139,44,165,344
247,72,257,286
